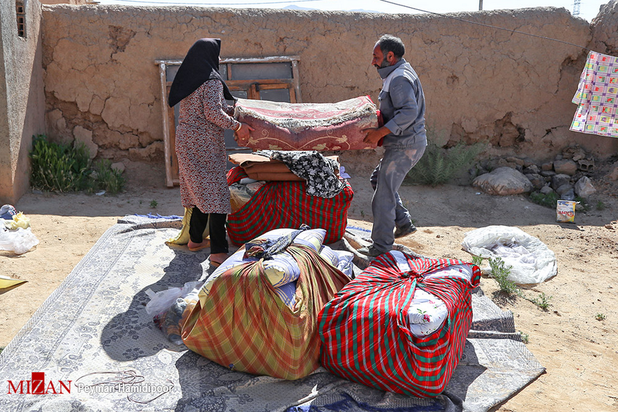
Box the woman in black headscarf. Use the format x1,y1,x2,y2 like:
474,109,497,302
168,38,252,267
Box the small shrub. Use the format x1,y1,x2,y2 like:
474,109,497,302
405,142,484,186
150,200,158,208
595,313,606,321
519,331,529,344
530,293,552,311
529,191,559,208
596,201,606,211
92,160,125,195
30,135,91,192
29,135,125,194
488,257,519,295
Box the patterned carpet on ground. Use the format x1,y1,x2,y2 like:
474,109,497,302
0,216,544,412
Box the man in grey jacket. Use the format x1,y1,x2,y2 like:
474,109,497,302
359,34,427,257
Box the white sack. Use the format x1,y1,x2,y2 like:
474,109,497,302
461,225,557,285
0,227,39,254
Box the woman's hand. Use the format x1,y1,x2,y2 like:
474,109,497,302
235,123,254,141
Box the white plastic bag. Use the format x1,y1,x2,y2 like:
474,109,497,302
0,226,39,254
461,225,557,285
145,281,202,315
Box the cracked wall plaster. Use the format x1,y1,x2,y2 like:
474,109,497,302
40,4,618,167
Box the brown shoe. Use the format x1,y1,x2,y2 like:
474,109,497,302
394,223,417,238
357,245,388,257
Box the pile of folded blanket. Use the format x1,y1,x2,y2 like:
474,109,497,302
229,152,305,182
226,151,353,246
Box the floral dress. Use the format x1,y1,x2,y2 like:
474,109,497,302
175,80,239,214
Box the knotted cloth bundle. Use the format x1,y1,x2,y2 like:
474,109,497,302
319,252,481,397
181,243,350,380
234,95,380,150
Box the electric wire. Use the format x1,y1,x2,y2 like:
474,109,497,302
96,0,593,52
97,0,321,5
380,0,591,51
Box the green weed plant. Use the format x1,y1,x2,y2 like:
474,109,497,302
405,142,484,186
29,135,125,194
530,292,552,311
519,331,529,344
92,159,125,194
30,135,91,192
528,191,559,208
488,257,519,295
471,255,484,267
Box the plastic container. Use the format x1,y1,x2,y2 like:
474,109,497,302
556,200,577,223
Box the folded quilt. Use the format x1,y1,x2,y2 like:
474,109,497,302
229,152,340,183
234,96,379,150
242,171,303,182
243,161,293,174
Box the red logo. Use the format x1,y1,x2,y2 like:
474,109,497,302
7,372,71,395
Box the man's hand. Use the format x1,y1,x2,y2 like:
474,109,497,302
235,123,255,141
363,126,391,145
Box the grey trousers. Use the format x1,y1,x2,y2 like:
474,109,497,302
369,140,426,252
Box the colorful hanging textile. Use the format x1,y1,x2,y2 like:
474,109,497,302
570,50,618,138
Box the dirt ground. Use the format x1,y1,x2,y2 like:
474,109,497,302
1,160,617,411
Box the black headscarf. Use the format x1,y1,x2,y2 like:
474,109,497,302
167,38,235,107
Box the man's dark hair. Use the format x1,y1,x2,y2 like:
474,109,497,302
377,34,405,59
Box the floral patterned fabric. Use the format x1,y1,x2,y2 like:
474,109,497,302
233,96,379,151
258,150,345,198
176,80,236,214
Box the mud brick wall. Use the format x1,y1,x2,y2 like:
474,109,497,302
40,4,618,175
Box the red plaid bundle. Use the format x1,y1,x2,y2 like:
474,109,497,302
226,166,353,246
318,252,481,397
